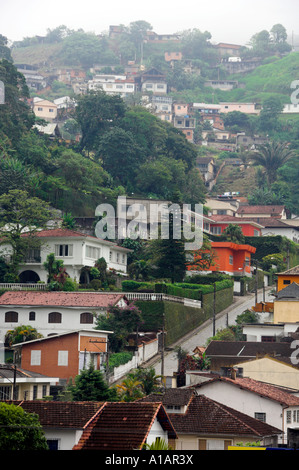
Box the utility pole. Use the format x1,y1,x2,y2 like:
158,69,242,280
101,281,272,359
161,314,165,379
213,282,216,336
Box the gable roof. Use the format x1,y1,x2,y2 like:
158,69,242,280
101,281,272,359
194,376,299,406
28,228,131,251
236,205,285,216
0,291,127,308
10,401,103,429
205,340,294,359
140,391,281,438
278,265,299,276
73,401,177,450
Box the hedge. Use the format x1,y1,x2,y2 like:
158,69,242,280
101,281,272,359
122,279,234,301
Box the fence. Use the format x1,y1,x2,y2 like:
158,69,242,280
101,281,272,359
0,283,47,290
124,292,202,308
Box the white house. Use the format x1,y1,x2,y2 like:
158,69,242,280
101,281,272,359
0,290,128,343
88,74,136,97
13,401,105,450
0,228,131,284
194,376,299,445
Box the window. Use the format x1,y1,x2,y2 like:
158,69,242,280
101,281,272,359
283,280,291,285
5,311,18,322
55,244,73,257
47,439,60,451
33,385,38,399
29,311,36,321
48,312,62,324
287,410,292,423
109,251,113,261
255,412,266,423
37,107,43,111
229,255,234,265
80,312,94,324
122,254,126,264
42,385,47,397
0,386,11,400
31,350,41,366
116,253,120,263
210,227,221,235
58,350,68,366
86,245,100,259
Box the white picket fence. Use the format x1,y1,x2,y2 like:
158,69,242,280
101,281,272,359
0,283,47,290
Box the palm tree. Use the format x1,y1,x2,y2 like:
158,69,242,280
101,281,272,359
251,141,296,186
116,377,144,402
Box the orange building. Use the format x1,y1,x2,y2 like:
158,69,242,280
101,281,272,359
276,266,299,292
12,329,112,382
188,241,256,276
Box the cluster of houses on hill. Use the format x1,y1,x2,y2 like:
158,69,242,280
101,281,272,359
0,207,299,449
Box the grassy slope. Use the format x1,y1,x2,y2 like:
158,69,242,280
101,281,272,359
11,43,63,67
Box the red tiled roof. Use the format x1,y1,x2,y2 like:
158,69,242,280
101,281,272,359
171,395,281,437
21,228,131,250
209,215,263,227
195,376,299,406
211,241,256,253
73,402,177,450
10,401,103,428
0,291,126,308
237,205,285,215
140,392,281,437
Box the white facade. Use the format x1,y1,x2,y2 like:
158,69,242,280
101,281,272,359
261,226,299,243
141,81,167,94
88,74,135,97
0,229,130,284
0,294,127,343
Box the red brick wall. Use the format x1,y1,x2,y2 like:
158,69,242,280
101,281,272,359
21,333,79,381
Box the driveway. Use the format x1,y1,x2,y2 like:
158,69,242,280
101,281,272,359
151,287,274,378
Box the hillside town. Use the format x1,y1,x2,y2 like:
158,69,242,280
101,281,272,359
1,8,299,454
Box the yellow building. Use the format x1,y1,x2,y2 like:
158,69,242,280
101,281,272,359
273,282,299,323
234,356,299,390
277,265,299,292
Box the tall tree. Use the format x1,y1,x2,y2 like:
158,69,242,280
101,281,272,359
152,211,186,283
0,189,54,279
75,90,126,152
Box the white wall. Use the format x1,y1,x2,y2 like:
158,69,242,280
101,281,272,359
195,381,283,440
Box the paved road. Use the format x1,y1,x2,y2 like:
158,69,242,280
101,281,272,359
151,287,274,378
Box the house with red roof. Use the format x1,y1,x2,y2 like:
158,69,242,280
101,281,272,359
140,388,282,449
193,375,299,446
73,401,177,450
0,290,127,344
0,228,131,284
9,400,104,450
236,205,287,219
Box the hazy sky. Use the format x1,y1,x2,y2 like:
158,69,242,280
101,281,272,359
1,0,299,45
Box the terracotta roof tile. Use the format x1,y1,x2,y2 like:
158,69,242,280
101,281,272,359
8,401,104,428
170,395,282,437
195,376,299,406
73,402,177,450
0,291,126,308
